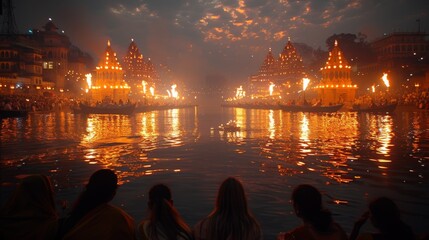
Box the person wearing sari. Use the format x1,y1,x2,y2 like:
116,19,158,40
56,169,135,240
0,174,58,240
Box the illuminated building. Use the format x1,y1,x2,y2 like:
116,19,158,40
32,20,71,91
250,48,276,96
316,40,357,104
0,35,47,94
371,31,429,88
123,39,145,92
92,40,130,102
277,38,306,87
250,39,306,97
145,57,160,86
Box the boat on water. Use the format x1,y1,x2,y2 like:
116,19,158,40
351,102,397,113
74,103,136,115
218,120,241,132
0,109,28,118
279,103,344,113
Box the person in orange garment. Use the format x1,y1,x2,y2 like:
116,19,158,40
56,169,135,240
0,174,58,240
277,184,348,240
194,177,262,240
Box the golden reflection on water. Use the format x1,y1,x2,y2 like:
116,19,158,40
220,110,364,184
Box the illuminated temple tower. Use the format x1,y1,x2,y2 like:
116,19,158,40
250,48,276,96
316,40,357,104
92,40,130,102
277,38,305,87
123,39,145,93
249,38,306,97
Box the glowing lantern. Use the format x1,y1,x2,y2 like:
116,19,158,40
150,87,155,96
372,85,375,93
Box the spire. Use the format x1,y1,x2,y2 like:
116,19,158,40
324,40,350,68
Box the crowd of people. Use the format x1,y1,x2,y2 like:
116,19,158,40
0,169,425,240
0,94,74,112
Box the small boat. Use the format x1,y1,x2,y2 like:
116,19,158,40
351,102,397,113
279,103,344,113
218,120,241,132
75,103,136,115
0,109,28,118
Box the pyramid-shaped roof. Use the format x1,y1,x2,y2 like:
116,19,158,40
322,40,351,70
98,40,122,70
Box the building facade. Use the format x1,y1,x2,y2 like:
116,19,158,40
91,40,130,103
316,40,357,104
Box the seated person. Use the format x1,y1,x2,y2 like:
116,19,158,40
277,184,348,240
56,169,135,240
0,175,58,240
138,184,192,240
194,177,261,240
350,197,415,240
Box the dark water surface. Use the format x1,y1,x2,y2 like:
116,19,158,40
1,100,429,239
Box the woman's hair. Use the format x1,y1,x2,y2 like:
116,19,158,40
292,184,332,232
146,184,192,240
1,174,56,218
57,169,118,238
369,197,414,239
205,177,261,240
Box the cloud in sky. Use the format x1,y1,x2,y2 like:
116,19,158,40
12,0,429,86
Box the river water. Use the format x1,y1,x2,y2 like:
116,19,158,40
1,97,428,239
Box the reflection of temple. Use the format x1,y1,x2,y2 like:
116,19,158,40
92,40,130,102
316,40,357,104
250,39,305,96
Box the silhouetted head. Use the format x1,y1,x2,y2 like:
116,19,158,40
292,184,322,218
216,177,248,215
148,184,172,208
369,197,401,231
86,169,118,203
292,184,332,232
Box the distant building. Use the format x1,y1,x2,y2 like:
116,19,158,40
249,48,276,96
316,40,357,104
91,40,130,103
250,39,306,98
359,31,429,90
31,20,71,90
0,34,51,94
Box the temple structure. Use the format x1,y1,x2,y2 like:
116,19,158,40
91,40,130,103
316,40,357,104
277,39,305,87
249,38,306,97
249,48,276,96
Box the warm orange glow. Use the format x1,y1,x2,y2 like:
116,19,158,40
382,73,390,88
303,78,310,91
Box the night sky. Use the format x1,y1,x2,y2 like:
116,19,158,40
13,0,429,87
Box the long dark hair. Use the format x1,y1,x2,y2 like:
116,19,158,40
205,177,261,240
369,197,415,239
56,169,117,239
292,184,333,232
146,184,192,240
